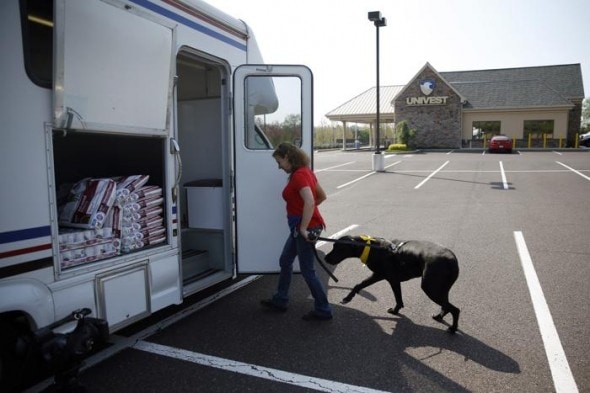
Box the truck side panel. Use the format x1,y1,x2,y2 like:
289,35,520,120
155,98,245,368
0,1,53,273
1,0,250,333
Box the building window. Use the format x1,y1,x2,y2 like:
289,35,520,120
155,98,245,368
472,121,501,139
524,120,554,139
20,0,53,88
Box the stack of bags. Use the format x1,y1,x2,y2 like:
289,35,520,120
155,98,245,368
58,177,120,268
112,175,166,253
57,175,166,268
58,226,120,268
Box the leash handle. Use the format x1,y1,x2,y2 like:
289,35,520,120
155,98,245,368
308,228,322,242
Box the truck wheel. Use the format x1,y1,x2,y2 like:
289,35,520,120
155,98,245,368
0,320,24,392
0,319,39,392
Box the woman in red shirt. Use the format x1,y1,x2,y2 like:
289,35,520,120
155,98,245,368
261,143,333,320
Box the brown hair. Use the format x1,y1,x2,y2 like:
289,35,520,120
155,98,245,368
272,142,310,171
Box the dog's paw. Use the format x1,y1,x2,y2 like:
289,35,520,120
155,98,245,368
432,314,444,323
447,326,457,334
387,307,401,315
341,297,352,304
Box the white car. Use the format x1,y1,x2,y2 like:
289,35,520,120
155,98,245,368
580,131,590,147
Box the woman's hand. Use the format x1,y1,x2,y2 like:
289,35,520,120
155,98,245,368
299,228,316,242
298,186,315,236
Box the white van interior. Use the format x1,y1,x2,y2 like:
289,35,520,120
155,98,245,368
175,50,233,294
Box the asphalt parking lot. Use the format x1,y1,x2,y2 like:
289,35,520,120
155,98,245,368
31,149,590,393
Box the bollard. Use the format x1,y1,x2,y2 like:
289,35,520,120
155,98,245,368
543,134,547,149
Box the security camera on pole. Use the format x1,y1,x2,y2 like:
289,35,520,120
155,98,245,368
368,11,386,172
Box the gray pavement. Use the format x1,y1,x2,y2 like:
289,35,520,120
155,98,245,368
37,149,590,392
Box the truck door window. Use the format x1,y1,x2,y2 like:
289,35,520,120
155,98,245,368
244,76,302,149
20,0,53,88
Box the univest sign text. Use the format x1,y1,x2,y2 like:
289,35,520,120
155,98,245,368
406,96,448,106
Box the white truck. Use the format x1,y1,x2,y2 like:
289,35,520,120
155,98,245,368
0,0,313,389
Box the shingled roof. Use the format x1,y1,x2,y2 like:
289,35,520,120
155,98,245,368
440,64,584,100
451,79,574,109
325,63,584,121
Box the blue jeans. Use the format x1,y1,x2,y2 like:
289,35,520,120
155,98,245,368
272,229,332,316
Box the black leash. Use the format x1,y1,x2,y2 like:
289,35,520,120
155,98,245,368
305,229,339,282
294,228,340,282
312,247,339,282
308,231,386,283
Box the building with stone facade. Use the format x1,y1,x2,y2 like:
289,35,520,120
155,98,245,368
326,63,585,149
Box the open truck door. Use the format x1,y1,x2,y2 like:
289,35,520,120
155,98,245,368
53,0,174,134
233,65,313,273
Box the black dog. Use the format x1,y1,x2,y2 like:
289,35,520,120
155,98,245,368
324,235,460,333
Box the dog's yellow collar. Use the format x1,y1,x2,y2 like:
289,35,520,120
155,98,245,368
359,235,374,264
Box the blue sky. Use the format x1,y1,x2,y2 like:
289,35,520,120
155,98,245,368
206,0,589,124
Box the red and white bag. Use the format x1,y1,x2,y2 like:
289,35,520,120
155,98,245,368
59,178,117,229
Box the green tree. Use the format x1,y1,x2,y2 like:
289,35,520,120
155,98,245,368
395,120,416,146
582,98,590,131
283,114,301,130
313,120,343,148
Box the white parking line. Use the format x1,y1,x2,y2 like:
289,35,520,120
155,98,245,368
555,161,590,181
499,161,509,189
513,231,579,393
385,161,402,169
336,171,376,189
414,161,449,189
134,341,391,393
316,161,356,172
27,275,264,393
336,161,401,189
316,224,358,248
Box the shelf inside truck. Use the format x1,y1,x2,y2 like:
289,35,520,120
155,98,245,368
184,179,223,230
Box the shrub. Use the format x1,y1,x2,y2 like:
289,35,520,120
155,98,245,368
387,143,407,151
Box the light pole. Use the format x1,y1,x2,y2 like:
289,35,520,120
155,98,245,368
368,11,386,171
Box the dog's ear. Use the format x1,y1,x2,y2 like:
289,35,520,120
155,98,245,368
378,238,392,248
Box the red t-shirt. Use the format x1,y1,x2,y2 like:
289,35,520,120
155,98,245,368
282,166,325,228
